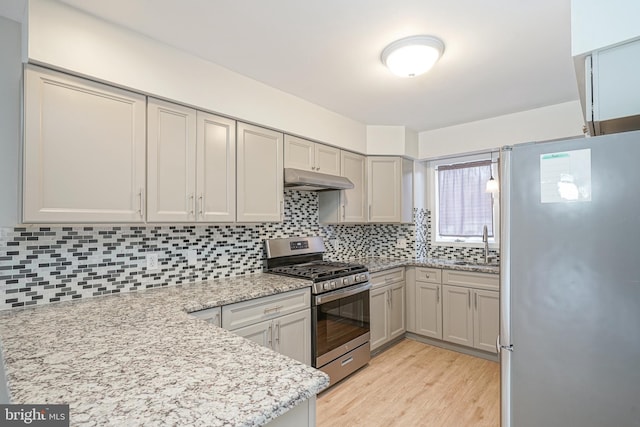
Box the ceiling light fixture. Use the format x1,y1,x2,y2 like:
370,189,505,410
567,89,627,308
381,35,445,78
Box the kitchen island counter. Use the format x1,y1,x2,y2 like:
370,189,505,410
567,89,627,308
0,273,328,426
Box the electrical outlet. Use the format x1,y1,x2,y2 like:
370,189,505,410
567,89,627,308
146,253,159,271
396,238,407,249
187,250,197,266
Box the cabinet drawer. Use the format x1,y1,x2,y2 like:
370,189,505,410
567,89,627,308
442,270,499,292
222,288,310,331
415,267,441,284
190,306,222,327
370,267,405,289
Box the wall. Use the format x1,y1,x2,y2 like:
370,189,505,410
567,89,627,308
571,0,640,55
418,101,585,159
26,0,367,153
0,190,416,311
366,125,419,158
0,16,21,227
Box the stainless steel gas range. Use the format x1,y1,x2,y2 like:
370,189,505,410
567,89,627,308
264,236,371,386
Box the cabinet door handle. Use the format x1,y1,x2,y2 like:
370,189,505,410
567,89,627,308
198,194,204,218
369,204,372,220
437,287,440,304
468,290,471,308
215,313,220,326
267,324,273,347
264,305,283,315
342,205,346,220
189,194,195,216
474,292,478,309
138,189,144,219
280,199,284,221
275,321,280,345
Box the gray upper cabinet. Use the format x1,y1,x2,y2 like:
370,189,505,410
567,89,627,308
367,156,413,223
147,99,236,222
147,98,197,222
196,111,236,222
318,150,368,224
236,123,284,222
23,65,146,223
284,134,340,176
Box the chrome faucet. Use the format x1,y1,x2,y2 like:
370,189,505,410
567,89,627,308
482,224,490,264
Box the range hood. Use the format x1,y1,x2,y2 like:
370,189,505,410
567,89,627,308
284,168,354,191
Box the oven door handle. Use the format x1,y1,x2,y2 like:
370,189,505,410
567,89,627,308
314,282,371,305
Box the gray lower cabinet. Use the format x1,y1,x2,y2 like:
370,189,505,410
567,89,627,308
442,285,474,347
233,310,311,365
370,268,406,351
441,269,500,353
415,281,442,339
472,289,500,352
408,267,499,354
222,288,312,365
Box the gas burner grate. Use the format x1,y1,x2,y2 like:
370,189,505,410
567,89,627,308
268,261,366,280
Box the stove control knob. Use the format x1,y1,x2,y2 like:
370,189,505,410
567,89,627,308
323,283,331,291
330,281,337,289
342,278,349,286
356,274,363,281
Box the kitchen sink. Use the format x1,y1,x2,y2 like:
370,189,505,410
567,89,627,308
452,260,499,268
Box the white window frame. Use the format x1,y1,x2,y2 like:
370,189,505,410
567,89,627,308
427,153,500,249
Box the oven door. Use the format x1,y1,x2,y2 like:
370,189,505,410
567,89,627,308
312,282,371,368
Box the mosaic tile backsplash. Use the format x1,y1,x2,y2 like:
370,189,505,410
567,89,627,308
0,191,416,310
0,191,499,311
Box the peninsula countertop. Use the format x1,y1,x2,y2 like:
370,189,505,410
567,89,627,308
0,273,329,426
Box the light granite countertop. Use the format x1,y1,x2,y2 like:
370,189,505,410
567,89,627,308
0,273,328,427
344,257,500,275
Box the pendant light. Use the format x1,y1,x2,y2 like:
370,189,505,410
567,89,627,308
486,153,499,193
381,35,445,78
486,175,499,193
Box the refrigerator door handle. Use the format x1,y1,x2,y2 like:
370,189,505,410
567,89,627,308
496,335,514,354
499,146,513,427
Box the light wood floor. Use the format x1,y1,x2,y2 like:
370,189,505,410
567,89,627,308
317,339,500,427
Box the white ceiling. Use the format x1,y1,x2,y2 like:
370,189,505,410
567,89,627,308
2,0,580,132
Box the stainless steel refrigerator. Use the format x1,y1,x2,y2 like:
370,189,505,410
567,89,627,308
498,130,640,427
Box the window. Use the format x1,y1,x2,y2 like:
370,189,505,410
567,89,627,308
430,155,499,245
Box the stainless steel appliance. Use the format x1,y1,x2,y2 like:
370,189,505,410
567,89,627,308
264,236,370,386
498,130,640,427
284,168,355,191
